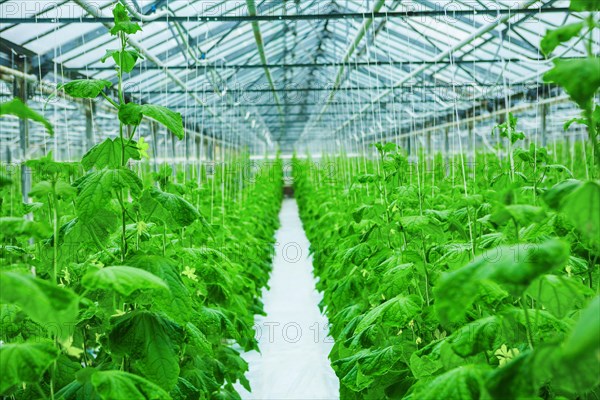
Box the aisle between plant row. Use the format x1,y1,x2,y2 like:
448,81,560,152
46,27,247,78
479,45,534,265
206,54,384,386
294,141,599,399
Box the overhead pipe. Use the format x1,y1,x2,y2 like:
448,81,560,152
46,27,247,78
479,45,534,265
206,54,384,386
332,0,544,136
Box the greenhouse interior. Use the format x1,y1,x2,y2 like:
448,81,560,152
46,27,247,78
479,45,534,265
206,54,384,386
0,0,599,399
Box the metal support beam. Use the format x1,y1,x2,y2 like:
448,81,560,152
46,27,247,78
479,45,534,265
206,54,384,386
60,57,558,72
0,7,569,23
333,0,545,136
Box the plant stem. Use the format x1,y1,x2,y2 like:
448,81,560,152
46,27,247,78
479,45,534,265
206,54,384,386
520,298,535,350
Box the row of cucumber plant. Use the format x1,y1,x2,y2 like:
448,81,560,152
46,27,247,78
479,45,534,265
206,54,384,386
294,136,599,399
294,5,599,397
0,4,282,399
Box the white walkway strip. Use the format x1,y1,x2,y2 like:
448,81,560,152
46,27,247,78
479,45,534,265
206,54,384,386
235,198,340,400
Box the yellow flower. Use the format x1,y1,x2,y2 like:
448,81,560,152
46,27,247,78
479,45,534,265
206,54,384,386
137,137,150,159
495,344,520,366
416,337,423,345
111,309,126,317
182,266,198,282
565,265,573,278
59,336,84,359
136,221,148,236
62,267,71,285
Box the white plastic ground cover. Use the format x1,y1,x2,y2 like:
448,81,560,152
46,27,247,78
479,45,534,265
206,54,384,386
234,199,340,400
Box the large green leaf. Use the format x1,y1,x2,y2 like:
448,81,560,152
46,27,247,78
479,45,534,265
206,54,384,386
108,311,183,391
60,79,112,99
127,255,193,323
435,239,569,325
0,272,79,340
541,23,584,56
75,168,142,220
561,180,600,248
570,0,600,11
119,102,144,125
0,340,60,394
140,105,184,139
0,217,50,239
354,295,420,335
490,204,546,227
485,347,555,399
82,266,169,297
81,138,141,170
449,316,502,357
101,49,142,73
563,296,600,362
525,275,593,319
140,187,200,227
90,370,171,400
410,364,488,400
0,98,54,135
543,58,600,109
543,179,582,209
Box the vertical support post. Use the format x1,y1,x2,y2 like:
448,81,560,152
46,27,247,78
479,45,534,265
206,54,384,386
426,130,432,170
468,120,474,166
540,103,547,147
84,101,94,155
150,121,159,173
13,73,30,204
170,133,176,178
444,127,449,157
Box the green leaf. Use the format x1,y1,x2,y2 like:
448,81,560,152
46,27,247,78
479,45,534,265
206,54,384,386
60,79,112,99
101,49,142,73
0,272,79,340
109,310,183,391
563,296,600,361
410,365,488,400
541,23,584,56
435,239,569,326
490,204,546,227
561,180,600,248
354,295,420,335
0,98,54,135
449,316,502,357
110,3,142,35
90,370,172,400
525,275,593,319
543,179,582,209
75,168,142,220
563,116,587,131
140,104,184,139
543,58,600,110
485,347,555,399
82,266,169,297
119,103,143,125
140,187,200,227
0,340,60,394
127,255,193,324
81,138,141,170
29,180,77,200
0,217,50,239
570,0,600,11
